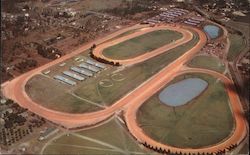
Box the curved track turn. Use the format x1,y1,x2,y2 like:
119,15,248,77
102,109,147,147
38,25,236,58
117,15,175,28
124,67,247,154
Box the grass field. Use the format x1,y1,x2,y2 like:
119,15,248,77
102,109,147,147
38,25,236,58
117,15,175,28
188,55,225,73
137,73,234,148
25,29,198,113
228,33,245,61
42,118,153,155
25,75,104,113
103,30,182,60
69,0,124,11
238,142,249,154
224,20,249,62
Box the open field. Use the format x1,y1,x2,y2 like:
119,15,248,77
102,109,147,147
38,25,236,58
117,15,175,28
238,142,249,154
137,73,234,148
188,55,225,73
103,30,182,59
50,0,124,11
224,20,250,62
42,118,152,155
25,75,104,113
228,33,245,61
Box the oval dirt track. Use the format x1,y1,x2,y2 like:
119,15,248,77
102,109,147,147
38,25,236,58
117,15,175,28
1,23,247,155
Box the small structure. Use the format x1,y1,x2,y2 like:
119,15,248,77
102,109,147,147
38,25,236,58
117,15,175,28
59,62,66,67
43,70,50,75
74,57,82,61
39,128,59,141
0,99,7,104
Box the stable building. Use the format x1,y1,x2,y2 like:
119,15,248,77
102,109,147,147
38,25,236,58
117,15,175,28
63,71,85,81
54,75,76,86
78,63,100,73
71,67,93,77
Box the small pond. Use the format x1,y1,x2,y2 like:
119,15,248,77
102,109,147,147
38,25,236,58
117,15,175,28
159,78,208,107
204,25,220,39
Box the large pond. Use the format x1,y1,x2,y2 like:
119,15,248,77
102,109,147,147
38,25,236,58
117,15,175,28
159,78,208,106
203,25,220,39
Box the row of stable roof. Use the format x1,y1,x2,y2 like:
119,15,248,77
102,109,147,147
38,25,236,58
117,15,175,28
53,59,106,86
142,7,205,27
144,8,189,24
183,17,204,26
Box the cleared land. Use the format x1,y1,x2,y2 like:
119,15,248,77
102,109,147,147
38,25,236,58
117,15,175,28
137,73,234,148
228,33,245,61
42,118,152,155
188,55,225,73
103,30,182,59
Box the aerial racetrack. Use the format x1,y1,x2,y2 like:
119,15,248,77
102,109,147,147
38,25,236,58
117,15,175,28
1,23,247,155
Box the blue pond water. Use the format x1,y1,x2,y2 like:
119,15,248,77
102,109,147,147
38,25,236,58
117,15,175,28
204,25,220,39
159,78,208,107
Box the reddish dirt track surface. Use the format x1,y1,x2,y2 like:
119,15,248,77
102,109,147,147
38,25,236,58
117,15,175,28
1,24,247,154
92,25,193,65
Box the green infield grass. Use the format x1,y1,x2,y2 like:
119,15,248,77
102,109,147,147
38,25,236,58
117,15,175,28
42,118,153,155
137,73,235,148
103,30,182,60
188,55,225,73
228,33,245,61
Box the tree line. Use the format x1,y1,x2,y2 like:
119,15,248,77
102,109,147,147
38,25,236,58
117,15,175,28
140,141,238,155
89,44,121,66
